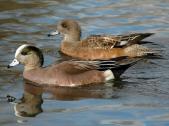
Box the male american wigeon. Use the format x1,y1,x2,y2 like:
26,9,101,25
8,44,141,87
48,19,156,60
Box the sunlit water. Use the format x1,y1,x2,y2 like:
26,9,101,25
0,0,169,126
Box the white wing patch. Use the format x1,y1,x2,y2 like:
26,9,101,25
120,41,128,46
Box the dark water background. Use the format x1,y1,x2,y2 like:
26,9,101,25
0,0,169,126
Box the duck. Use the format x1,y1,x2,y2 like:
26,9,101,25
48,19,156,60
7,44,141,87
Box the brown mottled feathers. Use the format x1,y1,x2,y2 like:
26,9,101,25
49,19,156,59
80,33,154,49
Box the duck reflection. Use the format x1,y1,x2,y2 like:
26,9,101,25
13,80,123,117
14,82,43,117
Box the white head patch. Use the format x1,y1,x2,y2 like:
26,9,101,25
15,44,29,58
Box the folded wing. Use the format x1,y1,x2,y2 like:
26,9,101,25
81,33,154,49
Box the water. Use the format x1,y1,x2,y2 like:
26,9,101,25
0,0,169,126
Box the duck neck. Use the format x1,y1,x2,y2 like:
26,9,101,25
63,31,81,43
24,64,41,71
23,54,44,71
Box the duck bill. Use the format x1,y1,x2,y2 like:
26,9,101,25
7,59,20,68
48,30,60,37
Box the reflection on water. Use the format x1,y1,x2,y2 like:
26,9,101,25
13,83,43,117
12,80,122,117
0,0,169,126
8,81,169,126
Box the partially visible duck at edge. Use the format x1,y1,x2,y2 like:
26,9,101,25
8,44,141,87
48,19,157,60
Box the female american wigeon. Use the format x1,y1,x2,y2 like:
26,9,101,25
8,44,141,87
48,19,156,60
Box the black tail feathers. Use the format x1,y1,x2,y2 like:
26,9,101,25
98,57,142,79
111,58,142,78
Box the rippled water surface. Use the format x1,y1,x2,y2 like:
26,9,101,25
1,0,169,126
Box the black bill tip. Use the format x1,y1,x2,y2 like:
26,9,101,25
47,34,51,37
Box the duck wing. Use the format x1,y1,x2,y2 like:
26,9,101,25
81,33,154,49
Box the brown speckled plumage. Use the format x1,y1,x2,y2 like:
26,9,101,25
49,19,156,60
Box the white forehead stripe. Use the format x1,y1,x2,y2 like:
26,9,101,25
15,44,29,58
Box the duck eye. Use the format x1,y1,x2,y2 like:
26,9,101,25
21,50,29,55
61,23,67,28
